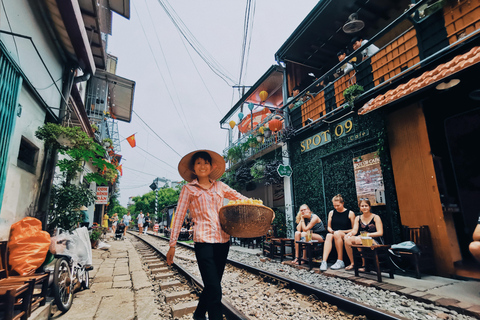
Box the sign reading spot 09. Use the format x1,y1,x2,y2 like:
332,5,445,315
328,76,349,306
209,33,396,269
277,164,293,177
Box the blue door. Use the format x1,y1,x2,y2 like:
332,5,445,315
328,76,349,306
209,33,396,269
0,51,23,212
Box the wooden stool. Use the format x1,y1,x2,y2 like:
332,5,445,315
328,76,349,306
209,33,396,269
351,244,394,282
272,238,295,262
296,240,323,270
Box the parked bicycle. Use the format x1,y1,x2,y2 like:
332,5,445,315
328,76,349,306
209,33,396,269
47,228,93,312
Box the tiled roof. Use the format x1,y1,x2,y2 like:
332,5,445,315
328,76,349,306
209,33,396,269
358,46,480,115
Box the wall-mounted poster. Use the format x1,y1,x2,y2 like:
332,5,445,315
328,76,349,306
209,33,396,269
353,152,385,206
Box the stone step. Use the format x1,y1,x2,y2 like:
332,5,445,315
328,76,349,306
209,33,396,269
160,280,182,290
154,272,175,280
150,267,169,274
171,300,197,318
148,263,166,269
164,290,192,303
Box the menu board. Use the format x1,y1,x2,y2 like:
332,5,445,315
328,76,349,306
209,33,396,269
353,152,385,206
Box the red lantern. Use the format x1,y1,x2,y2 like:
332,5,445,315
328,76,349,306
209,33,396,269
268,119,282,132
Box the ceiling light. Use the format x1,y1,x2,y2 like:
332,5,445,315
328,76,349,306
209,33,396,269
435,79,460,90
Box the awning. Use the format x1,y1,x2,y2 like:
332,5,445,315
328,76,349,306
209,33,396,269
358,46,480,115
94,70,135,122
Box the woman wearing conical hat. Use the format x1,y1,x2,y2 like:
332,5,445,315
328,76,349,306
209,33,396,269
166,150,247,320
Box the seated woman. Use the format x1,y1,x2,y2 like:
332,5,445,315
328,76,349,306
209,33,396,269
469,215,480,263
320,194,355,271
293,204,326,265
344,198,384,271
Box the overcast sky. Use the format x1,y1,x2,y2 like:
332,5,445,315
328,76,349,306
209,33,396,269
107,0,318,207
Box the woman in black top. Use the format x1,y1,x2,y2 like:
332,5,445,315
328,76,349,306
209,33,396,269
143,213,151,234
293,204,326,264
320,194,355,271
344,199,384,271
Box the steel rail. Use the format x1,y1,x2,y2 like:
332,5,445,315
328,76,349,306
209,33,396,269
129,232,250,320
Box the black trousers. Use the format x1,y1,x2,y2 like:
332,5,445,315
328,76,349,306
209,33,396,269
194,242,230,320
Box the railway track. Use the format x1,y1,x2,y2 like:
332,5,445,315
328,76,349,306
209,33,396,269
128,232,404,320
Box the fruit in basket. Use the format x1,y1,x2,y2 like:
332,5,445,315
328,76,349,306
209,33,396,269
226,198,263,206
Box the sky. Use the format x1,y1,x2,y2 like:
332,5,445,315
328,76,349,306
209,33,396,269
107,0,319,207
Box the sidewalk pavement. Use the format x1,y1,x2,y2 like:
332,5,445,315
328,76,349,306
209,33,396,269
54,235,160,320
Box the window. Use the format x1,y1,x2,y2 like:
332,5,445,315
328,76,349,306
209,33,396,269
17,137,39,174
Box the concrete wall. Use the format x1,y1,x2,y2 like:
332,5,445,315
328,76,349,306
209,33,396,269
0,0,65,238
0,0,63,114
0,85,47,239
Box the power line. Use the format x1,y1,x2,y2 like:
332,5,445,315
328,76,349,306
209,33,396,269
143,0,198,146
132,3,197,149
154,0,236,86
132,111,182,158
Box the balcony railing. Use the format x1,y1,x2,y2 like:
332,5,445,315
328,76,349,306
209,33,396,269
289,0,480,131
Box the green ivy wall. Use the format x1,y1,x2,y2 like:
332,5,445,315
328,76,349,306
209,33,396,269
289,109,402,244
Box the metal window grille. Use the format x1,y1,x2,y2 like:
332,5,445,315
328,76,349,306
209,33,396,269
0,52,23,212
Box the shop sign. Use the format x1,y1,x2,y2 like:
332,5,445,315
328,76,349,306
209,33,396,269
300,118,353,153
96,186,109,204
348,130,369,142
277,164,293,177
353,152,385,206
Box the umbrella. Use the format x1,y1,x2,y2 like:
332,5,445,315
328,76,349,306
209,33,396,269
238,108,271,133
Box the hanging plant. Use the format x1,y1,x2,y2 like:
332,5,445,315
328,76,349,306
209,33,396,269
91,123,99,132
250,159,266,181
235,164,253,190
343,84,364,107
264,159,283,186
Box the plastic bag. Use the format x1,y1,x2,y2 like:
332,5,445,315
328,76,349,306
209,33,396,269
50,229,89,265
390,241,421,254
96,241,111,250
8,217,51,276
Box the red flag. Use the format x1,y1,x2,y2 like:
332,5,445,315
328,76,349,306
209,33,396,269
117,165,123,176
126,134,136,148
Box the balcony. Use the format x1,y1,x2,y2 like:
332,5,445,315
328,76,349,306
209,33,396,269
279,0,480,131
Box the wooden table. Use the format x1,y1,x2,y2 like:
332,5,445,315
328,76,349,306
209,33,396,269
295,240,323,270
351,244,394,282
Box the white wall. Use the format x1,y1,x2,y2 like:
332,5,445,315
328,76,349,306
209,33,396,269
0,85,47,239
0,0,64,115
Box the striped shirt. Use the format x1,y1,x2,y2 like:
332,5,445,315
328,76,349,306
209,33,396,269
169,179,247,247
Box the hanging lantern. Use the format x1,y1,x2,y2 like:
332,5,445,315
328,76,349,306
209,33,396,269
268,118,282,132
258,127,264,135
256,135,264,143
269,118,283,143
229,120,236,129
259,90,268,102
238,112,244,120
248,102,255,111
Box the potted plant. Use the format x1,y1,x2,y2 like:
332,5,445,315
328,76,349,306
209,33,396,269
91,123,99,133
263,127,272,138
343,84,364,107
90,229,102,249
227,145,243,163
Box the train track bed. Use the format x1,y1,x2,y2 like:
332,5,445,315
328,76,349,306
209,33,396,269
130,232,404,320
133,232,478,320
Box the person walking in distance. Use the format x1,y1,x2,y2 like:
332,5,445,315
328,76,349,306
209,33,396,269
122,212,132,236
137,211,145,235
166,150,249,320
143,212,151,234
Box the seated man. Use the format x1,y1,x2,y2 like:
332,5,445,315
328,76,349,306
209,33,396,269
469,215,480,263
333,49,354,78
351,36,379,61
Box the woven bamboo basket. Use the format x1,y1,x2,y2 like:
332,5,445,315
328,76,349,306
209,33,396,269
219,204,274,238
